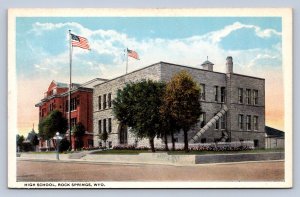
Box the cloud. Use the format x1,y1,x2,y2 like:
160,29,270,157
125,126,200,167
27,21,283,78
204,22,281,44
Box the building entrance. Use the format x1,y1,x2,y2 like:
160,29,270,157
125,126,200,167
119,124,128,144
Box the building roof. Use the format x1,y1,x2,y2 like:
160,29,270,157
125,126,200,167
94,61,265,87
201,60,214,66
55,81,68,88
265,126,284,138
80,78,108,88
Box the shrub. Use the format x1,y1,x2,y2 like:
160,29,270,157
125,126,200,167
111,141,254,152
59,138,70,153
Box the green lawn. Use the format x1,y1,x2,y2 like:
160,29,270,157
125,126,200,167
90,149,150,155
91,148,284,155
167,148,284,155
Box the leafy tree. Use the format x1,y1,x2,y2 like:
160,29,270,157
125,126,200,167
38,110,68,147
113,80,165,152
32,135,39,147
26,130,39,151
16,134,24,152
158,106,179,151
73,122,85,150
59,138,70,153
163,70,201,152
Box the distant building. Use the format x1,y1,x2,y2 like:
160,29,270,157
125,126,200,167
93,57,266,148
265,126,285,149
35,78,107,150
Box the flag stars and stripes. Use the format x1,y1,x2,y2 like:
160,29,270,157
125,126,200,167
71,33,90,50
127,48,140,60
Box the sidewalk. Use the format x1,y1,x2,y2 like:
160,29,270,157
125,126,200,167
17,151,284,166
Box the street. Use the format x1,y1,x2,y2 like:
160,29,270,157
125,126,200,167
17,160,284,182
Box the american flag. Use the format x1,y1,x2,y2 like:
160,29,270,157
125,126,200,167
127,48,139,60
71,33,90,50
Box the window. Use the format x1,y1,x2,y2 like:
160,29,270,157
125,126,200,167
238,88,243,104
201,138,207,143
42,108,45,117
49,103,54,112
200,84,206,101
108,141,112,148
98,120,102,134
254,139,259,148
214,86,219,102
71,118,77,129
53,88,57,95
70,98,77,111
246,89,251,104
199,112,206,128
108,118,112,133
108,93,112,108
246,115,251,130
103,119,107,133
253,116,258,130
103,94,107,109
88,139,93,147
214,113,219,130
238,114,244,130
98,96,101,110
65,100,68,112
253,90,258,105
221,87,226,103
221,114,226,130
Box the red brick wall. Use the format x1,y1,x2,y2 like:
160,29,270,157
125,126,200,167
37,82,94,150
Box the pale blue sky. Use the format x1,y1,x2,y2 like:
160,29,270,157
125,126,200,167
16,17,282,77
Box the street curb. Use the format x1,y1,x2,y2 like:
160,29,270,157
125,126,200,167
17,158,284,167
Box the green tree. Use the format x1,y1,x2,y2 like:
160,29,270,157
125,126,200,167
26,130,39,150
113,80,165,152
163,70,201,152
16,134,24,152
159,106,179,151
59,138,70,153
38,110,68,147
73,122,85,150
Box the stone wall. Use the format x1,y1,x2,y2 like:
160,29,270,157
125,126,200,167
93,63,162,147
93,61,266,148
228,74,265,148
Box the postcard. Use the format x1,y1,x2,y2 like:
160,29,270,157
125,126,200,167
8,8,293,188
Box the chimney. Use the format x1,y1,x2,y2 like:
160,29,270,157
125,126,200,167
201,57,214,71
226,56,233,73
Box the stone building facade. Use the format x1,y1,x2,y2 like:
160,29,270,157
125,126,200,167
93,57,265,148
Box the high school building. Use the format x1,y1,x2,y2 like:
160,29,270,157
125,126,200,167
35,78,107,150
93,57,266,148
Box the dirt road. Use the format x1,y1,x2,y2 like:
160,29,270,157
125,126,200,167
17,160,284,182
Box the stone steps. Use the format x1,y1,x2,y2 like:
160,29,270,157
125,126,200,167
189,105,228,143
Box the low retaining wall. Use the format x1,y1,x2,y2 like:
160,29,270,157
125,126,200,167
18,152,284,165
195,152,284,164
84,153,195,165
19,153,69,160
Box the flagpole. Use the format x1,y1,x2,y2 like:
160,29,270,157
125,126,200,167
68,30,72,150
126,48,128,74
